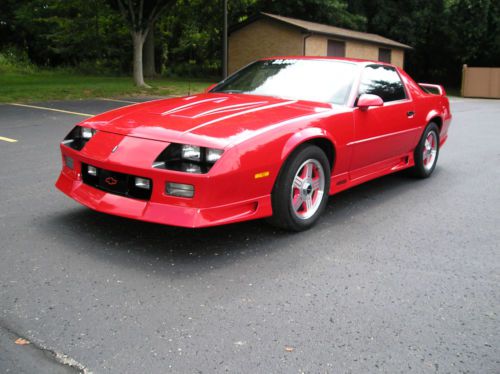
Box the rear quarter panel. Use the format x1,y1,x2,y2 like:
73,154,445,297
399,68,452,144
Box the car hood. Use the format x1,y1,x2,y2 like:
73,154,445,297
81,93,336,148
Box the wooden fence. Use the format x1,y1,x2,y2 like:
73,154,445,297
461,65,500,99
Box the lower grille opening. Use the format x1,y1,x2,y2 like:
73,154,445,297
81,163,152,200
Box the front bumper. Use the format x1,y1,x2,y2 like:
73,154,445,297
55,131,273,228
56,171,271,227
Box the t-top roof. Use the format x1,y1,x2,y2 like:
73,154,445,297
242,12,412,50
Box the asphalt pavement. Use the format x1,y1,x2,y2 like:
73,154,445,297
0,97,498,373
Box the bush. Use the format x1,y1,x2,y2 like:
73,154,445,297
163,60,220,79
71,59,129,76
0,47,37,74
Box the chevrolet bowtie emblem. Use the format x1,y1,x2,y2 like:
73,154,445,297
105,177,118,186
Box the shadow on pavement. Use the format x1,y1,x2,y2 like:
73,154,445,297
41,169,436,274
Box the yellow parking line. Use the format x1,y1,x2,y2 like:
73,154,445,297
9,103,93,117
0,136,18,143
98,98,139,104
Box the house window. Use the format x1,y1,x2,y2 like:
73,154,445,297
378,48,391,63
327,40,346,57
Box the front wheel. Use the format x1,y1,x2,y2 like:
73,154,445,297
268,145,330,231
412,122,440,178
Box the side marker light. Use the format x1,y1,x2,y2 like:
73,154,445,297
254,171,270,179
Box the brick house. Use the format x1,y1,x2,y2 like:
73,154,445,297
228,12,412,74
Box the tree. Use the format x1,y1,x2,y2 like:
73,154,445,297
2,0,498,89
13,0,130,70
143,25,157,77
113,0,174,86
255,0,366,30
447,0,498,64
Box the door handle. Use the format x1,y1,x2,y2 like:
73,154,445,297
407,111,415,118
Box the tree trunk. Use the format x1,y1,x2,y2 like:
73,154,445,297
132,31,149,87
144,27,156,77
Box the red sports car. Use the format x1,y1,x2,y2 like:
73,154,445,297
56,57,451,231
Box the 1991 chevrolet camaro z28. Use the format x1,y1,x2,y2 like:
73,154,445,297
56,57,452,231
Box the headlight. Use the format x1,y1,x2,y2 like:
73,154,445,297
62,126,96,150
153,143,224,174
181,145,201,161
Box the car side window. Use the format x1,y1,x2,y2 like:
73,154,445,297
358,65,406,102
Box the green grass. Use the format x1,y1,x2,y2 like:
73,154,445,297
0,70,214,103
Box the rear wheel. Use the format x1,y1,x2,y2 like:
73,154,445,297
268,145,330,231
412,122,440,178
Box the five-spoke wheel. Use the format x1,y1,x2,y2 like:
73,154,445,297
269,145,330,231
423,131,438,171
290,159,325,220
413,122,440,178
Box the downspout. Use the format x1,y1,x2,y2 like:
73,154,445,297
303,32,312,55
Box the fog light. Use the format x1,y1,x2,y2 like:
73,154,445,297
135,177,151,190
166,182,194,198
87,165,97,176
64,155,74,169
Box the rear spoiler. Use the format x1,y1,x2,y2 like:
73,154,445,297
418,83,446,96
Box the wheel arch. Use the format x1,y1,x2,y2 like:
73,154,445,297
425,111,443,132
280,128,337,172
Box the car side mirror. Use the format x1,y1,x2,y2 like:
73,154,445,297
357,94,384,111
204,83,217,93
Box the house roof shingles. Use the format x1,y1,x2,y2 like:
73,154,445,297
260,12,412,50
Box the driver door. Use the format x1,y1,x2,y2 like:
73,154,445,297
350,65,417,179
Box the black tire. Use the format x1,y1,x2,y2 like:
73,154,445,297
268,144,331,231
412,122,440,178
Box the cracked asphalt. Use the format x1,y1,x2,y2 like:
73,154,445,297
0,323,78,373
0,97,498,373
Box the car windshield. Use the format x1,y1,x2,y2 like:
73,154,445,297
211,59,357,105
